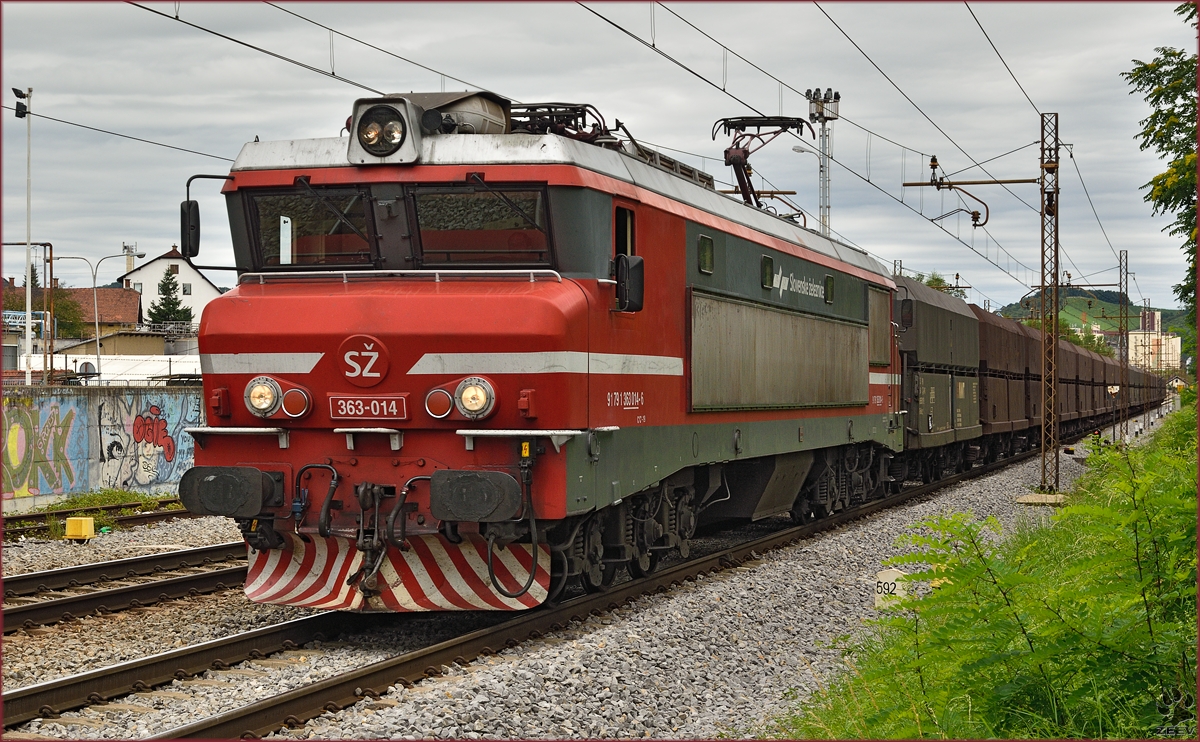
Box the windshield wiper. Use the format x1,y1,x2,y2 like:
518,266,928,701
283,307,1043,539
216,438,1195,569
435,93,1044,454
468,173,546,234
295,176,370,243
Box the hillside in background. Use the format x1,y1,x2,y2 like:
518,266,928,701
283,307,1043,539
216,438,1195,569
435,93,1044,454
997,288,1185,332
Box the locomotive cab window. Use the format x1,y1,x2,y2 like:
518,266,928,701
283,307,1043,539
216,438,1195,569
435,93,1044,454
248,187,375,268
411,185,551,267
697,235,714,275
615,206,635,257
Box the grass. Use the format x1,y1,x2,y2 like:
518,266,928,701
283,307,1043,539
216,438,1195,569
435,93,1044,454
772,392,1197,739
4,488,182,539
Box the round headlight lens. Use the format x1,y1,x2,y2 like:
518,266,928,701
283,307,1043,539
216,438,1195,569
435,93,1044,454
454,377,495,419
357,105,406,157
360,121,382,146
383,120,405,144
460,385,488,412
245,376,281,417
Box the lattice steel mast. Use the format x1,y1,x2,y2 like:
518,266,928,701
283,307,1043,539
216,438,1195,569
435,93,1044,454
1038,113,1060,492
1118,249,1129,444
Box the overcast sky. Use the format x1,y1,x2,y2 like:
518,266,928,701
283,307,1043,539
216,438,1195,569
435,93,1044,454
2,2,1194,310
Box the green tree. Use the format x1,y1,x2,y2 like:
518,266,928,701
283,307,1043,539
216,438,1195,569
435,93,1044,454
51,289,86,337
1122,3,1197,334
3,276,87,337
1022,317,1115,357
147,267,194,324
914,271,968,299
22,264,41,289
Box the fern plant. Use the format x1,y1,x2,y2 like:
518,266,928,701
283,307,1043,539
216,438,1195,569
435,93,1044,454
776,391,1196,739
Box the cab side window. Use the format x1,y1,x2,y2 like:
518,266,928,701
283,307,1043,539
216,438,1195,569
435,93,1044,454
615,207,635,257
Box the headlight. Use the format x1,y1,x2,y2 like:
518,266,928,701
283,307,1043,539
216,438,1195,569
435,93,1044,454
357,105,406,157
454,377,495,419
245,376,282,417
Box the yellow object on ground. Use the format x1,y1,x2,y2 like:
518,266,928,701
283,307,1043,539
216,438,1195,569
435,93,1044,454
65,517,96,540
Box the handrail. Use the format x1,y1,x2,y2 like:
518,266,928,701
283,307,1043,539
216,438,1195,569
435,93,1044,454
238,269,563,285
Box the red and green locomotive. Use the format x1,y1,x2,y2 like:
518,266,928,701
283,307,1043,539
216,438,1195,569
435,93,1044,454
178,91,1162,613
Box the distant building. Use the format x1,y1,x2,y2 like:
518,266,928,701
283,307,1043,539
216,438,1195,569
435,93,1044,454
2,279,142,337
1129,330,1182,371
117,246,221,322
56,329,166,357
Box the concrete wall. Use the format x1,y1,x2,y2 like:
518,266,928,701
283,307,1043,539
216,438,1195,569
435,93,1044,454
2,387,204,514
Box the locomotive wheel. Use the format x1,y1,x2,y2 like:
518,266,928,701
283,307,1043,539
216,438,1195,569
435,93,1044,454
921,461,936,484
629,549,660,578
813,503,831,520
790,502,815,524
579,517,614,593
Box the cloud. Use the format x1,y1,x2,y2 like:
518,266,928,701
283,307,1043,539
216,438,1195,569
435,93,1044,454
3,2,1192,307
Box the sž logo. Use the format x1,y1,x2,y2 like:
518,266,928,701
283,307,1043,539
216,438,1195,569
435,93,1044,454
338,334,390,388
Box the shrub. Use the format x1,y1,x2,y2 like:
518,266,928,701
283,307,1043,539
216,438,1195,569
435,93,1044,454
776,393,1197,738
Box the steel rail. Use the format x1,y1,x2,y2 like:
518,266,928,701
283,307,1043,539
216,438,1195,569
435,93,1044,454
3,501,199,539
10,411,1145,735
150,447,1044,739
3,565,247,633
3,542,246,597
1,613,367,727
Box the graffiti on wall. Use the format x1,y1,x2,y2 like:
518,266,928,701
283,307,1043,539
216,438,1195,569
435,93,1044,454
96,393,203,493
2,389,203,501
2,397,89,499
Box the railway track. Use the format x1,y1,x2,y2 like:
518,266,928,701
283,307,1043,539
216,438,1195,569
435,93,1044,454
2,542,248,633
4,445,1046,736
3,498,199,540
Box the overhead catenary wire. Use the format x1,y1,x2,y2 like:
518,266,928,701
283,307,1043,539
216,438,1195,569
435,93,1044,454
645,2,1037,282
580,2,1033,288
964,3,1123,314
263,2,509,100
654,2,927,157
944,140,1038,177
813,2,1039,215
964,2,1040,115
129,2,386,95
1066,147,1123,264
0,105,234,162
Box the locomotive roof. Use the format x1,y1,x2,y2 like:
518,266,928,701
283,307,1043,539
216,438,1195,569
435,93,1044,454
230,133,891,282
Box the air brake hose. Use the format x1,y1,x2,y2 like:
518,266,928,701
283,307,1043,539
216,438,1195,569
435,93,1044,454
386,476,431,550
308,464,341,538
487,478,539,599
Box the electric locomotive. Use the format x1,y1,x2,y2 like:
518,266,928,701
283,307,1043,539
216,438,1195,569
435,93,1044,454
178,91,908,612
179,91,1164,614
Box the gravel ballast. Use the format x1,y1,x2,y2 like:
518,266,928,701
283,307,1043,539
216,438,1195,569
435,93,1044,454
7,405,1174,740
2,516,241,577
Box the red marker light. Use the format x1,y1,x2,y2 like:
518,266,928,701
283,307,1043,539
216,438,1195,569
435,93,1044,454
425,388,453,419
281,389,310,418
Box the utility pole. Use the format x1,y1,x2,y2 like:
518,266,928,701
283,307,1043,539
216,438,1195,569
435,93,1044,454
897,115,1051,486
805,88,839,237
1143,298,1151,429
14,87,32,384
1118,249,1129,444
1038,112,1060,492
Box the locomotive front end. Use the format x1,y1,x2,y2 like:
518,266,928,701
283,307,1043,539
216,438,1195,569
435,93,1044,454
184,275,587,611
180,92,592,611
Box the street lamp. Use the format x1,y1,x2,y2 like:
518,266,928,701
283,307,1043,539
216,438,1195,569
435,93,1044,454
14,86,32,383
55,251,144,383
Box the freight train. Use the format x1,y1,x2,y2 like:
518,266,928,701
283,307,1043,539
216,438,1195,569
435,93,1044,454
177,91,1166,612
